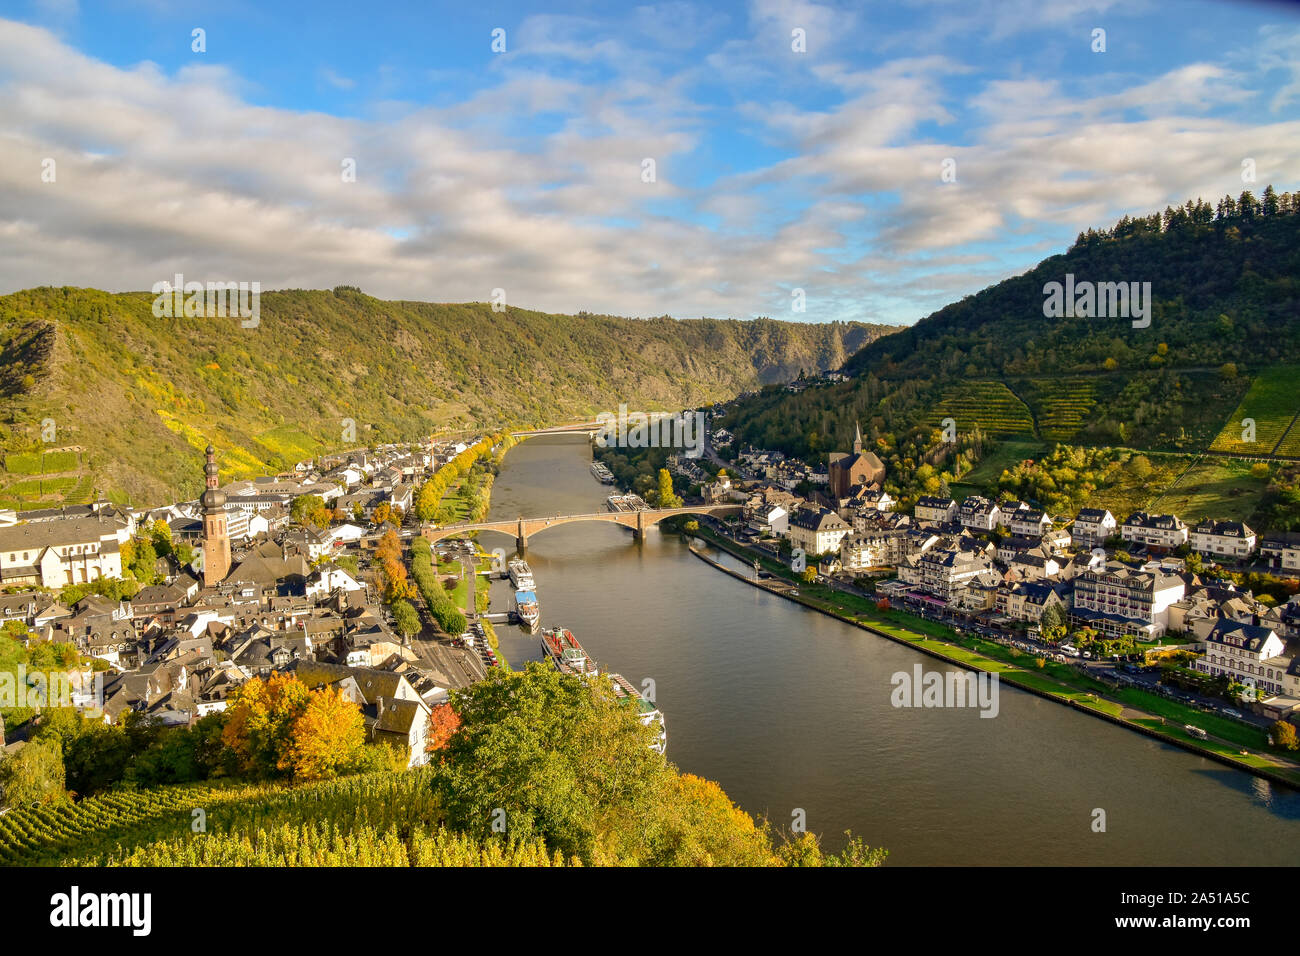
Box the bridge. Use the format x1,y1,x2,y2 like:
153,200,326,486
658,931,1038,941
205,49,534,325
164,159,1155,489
509,421,603,438
423,504,742,550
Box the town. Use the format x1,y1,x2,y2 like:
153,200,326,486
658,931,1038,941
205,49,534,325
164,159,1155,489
680,412,1300,737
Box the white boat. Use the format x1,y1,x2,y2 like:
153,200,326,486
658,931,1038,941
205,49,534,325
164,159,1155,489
609,673,667,754
508,558,535,590
590,461,615,483
513,589,539,629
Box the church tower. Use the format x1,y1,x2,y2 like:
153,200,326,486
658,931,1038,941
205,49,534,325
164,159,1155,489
853,420,863,455
201,443,231,587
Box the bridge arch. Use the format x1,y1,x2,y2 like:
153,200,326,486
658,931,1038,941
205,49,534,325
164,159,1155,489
423,504,742,550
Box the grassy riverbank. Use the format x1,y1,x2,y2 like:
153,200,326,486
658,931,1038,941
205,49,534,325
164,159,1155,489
688,526,1300,788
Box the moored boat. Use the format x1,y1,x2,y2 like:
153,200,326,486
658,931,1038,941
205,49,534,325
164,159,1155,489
508,557,535,590
608,672,667,754
540,626,597,676
513,589,540,629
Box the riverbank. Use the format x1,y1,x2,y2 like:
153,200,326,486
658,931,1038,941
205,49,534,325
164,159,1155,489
686,529,1300,790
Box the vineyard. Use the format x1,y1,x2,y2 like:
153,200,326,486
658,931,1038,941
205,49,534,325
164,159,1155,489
1023,378,1100,442
931,381,1035,438
1209,366,1300,456
0,448,93,512
0,770,570,867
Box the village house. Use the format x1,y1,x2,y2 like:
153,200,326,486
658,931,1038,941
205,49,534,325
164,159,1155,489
1070,561,1186,639
1259,532,1300,572
1194,621,1288,697
913,495,957,524
1120,512,1189,551
787,506,851,557
0,515,128,588
1189,519,1256,561
957,496,1001,533
1072,508,1117,548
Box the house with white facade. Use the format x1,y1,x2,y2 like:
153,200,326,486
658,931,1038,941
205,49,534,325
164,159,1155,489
1189,519,1256,561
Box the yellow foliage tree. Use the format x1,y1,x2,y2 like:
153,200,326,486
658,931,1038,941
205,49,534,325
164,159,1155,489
282,684,366,780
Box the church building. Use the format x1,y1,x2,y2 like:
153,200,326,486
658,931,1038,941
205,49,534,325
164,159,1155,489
827,423,885,499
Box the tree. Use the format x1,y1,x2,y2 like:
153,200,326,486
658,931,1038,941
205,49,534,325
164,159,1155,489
282,684,366,780
426,702,461,754
0,736,66,808
1271,720,1298,751
149,519,173,556
434,664,673,863
1040,603,1067,642
221,673,312,778
657,468,682,509
291,494,331,528
392,599,421,639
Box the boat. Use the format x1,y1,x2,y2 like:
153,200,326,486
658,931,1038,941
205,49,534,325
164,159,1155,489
540,626,598,677
508,557,535,590
609,672,667,754
513,589,540,629
590,461,615,483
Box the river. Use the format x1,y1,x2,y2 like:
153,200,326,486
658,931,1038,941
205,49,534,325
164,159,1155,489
483,435,1300,865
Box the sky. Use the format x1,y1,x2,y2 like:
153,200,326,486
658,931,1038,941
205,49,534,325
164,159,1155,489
1,0,1298,326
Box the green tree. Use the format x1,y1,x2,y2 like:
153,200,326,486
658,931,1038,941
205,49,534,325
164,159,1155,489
392,599,421,639
0,736,67,808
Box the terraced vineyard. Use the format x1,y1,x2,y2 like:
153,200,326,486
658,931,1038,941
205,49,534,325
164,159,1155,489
1210,366,1300,456
1273,419,1300,459
0,770,572,867
0,448,92,511
932,381,1035,438
1024,378,1100,442
0,781,272,866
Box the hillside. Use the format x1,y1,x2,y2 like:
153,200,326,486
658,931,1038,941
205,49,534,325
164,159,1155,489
725,189,1300,463
0,288,896,508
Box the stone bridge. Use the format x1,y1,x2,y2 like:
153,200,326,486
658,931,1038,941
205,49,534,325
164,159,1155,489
422,504,742,550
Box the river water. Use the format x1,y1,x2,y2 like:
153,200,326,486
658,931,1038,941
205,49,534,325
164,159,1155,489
484,435,1299,865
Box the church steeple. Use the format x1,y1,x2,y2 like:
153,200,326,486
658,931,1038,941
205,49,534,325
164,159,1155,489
200,442,231,587
853,420,862,455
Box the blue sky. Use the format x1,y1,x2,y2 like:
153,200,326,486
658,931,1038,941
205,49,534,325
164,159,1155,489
2,0,1298,325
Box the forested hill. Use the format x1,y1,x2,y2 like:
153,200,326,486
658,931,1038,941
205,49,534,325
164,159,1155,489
0,287,897,507
844,186,1300,382
725,187,1300,461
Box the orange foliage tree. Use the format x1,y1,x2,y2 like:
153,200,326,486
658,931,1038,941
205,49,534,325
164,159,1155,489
426,702,461,754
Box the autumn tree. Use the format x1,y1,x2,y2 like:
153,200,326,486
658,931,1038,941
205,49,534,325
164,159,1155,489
282,683,366,780
426,702,461,754
657,468,682,509
221,673,311,778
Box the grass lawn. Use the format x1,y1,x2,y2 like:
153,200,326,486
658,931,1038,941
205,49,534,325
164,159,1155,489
1146,456,1271,522
951,439,1047,497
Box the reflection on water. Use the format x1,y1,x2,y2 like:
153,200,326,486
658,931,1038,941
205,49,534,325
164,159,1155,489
482,435,1300,865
